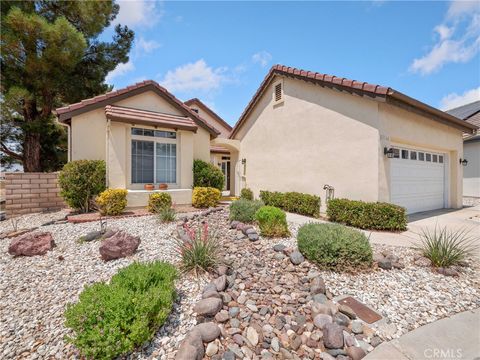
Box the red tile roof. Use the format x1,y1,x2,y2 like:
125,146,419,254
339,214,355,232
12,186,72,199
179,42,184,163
105,105,198,132
55,80,220,137
229,65,478,138
184,98,233,132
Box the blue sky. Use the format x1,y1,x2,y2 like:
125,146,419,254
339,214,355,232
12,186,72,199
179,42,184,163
104,0,480,126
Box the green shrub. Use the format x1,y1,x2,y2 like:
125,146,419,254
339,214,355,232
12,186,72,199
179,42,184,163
327,198,407,231
64,261,177,359
193,159,224,191
417,226,478,267
158,207,176,223
95,189,128,216
229,199,264,223
58,160,106,213
255,206,290,237
240,188,254,201
148,192,172,213
260,190,320,217
298,223,373,271
192,187,221,208
175,222,221,273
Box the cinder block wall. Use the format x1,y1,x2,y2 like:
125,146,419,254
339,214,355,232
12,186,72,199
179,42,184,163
5,172,66,217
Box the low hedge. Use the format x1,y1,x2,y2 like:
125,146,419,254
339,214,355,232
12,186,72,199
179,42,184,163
298,223,373,271
64,261,177,359
229,199,264,223
255,206,290,237
259,190,320,217
327,198,407,231
96,189,128,216
192,187,221,208
148,192,172,213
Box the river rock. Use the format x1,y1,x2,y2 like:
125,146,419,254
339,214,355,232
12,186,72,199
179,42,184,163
193,298,223,317
323,323,344,349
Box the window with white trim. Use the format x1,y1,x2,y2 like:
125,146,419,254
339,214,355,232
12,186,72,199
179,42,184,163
131,127,178,184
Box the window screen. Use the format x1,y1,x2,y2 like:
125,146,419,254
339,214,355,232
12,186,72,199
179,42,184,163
131,140,154,183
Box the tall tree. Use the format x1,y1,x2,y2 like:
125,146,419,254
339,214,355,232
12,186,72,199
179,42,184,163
1,1,134,171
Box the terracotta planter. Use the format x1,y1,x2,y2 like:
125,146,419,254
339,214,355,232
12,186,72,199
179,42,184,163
144,184,155,191
159,183,168,190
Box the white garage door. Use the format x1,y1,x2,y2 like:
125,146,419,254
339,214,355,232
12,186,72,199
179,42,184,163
390,147,446,214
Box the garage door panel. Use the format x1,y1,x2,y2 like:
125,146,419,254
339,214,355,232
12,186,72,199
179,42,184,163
390,147,445,214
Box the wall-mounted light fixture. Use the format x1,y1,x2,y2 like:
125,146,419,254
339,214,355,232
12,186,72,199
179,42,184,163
384,147,395,158
241,158,246,165
459,158,468,166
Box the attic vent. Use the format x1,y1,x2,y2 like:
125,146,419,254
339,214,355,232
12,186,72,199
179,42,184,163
274,82,282,102
191,108,199,113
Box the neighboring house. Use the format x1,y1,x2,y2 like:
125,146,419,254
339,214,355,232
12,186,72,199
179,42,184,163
55,81,221,206
446,101,480,199
228,65,477,214
184,98,234,192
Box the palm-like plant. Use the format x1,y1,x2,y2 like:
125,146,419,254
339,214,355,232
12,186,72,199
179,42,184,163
416,226,478,268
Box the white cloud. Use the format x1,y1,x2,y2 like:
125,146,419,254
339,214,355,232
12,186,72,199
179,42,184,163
159,59,228,93
106,61,135,83
136,37,161,54
114,0,163,28
252,51,272,67
410,0,480,75
440,86,480,110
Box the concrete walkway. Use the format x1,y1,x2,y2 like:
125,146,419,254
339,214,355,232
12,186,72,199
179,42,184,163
286,205,480,255
364,308,480,360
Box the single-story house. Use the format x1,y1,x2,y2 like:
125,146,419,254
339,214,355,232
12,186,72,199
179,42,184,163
446,100,480,199
55,81,225,206
55,65,478,214
229,65,477,214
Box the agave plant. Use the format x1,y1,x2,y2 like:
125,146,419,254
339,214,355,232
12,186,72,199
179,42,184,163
416,226,478,268
174,222,222,274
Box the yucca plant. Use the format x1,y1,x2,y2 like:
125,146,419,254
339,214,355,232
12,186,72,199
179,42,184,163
174,222,222,274
416,226,478,267
158,207,176,223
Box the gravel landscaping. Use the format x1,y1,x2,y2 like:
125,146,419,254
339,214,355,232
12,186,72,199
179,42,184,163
0,208,479,359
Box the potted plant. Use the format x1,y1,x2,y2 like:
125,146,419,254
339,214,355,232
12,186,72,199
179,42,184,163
159,183,168,190
144,184,155,191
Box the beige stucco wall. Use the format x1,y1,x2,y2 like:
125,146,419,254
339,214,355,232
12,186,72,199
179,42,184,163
191,105,231,137
463,140,480,197
234,75,464,210
68,90,214,206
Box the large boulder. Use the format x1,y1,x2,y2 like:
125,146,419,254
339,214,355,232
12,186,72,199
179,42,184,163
8,232,55,257
99,230,140,261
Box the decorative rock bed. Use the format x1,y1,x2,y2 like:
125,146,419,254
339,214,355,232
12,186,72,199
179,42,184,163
0,208,479,359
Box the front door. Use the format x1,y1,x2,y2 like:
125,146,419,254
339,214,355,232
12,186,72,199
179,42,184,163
220,157,231,191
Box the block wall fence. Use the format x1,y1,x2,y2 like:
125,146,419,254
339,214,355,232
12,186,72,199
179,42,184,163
4,172,66,217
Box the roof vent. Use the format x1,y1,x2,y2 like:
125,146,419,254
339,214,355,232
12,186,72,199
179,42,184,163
274,82,282,102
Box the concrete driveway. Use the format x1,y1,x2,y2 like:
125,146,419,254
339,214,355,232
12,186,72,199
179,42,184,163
366,205,480,253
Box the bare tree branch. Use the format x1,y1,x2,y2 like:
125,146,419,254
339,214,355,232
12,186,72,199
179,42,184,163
0,142,22,160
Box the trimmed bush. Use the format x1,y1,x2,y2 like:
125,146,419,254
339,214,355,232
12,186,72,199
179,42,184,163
327,198,407,231
298,223,373,271
96,189,127,216
259,190,320,217
255,206,290,237
240,188,254,201
192,187,221,208
229,199,264,223
64,261,177,359
59,160,106,213
193,159,224,191
148,192,172,213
